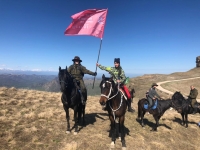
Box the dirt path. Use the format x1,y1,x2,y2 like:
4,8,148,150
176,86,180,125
157,77,200,101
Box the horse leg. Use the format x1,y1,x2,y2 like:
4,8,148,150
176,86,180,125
119,115,126,149
73,105,78,135
141,110,146,127
109,115,116,149
77,105,82,125
181,113,185,126
153,115,160,131
185,114,188,128
63,105,70,134
82,105,86,125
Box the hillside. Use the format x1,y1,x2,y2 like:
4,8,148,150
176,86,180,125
0,87,200,150
1,67,200,150
130,67,200,99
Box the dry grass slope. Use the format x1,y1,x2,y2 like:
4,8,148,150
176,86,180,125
1,86,200,150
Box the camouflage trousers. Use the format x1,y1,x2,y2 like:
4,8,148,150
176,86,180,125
191,99,197,108
79,79,87,101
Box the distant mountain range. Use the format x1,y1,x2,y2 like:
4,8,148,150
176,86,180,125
0,70,102,95
0,69,58,75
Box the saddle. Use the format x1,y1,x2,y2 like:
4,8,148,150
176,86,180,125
144,99,158,110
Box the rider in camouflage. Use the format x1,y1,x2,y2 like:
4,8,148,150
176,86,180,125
68,56,97,105
96,58,135,113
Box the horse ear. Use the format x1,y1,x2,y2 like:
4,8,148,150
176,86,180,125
102,74,105,79
59,66,61,71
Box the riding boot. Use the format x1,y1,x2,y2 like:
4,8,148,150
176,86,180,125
78,90,85,105
127,99,135,113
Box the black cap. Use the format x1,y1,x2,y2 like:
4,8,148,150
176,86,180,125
114,58,120,64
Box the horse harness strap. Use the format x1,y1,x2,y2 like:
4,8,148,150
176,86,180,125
101,81,127,100
60,80,68,87
100,81,114,99
119,89,127,100
109,94,123,121
100,81,124,121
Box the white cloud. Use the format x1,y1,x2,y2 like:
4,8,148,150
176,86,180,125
31,69,43,71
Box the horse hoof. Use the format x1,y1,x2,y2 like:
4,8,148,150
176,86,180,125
122,147,126,150
110,142,115,148
66,131,70,134
118,133,121,140
74,132,78,135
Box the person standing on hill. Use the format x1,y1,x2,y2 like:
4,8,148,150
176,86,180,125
68,56,97,105
188,85,198,114
96,58,135,113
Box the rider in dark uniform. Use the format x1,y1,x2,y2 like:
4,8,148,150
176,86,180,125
68,56,97,105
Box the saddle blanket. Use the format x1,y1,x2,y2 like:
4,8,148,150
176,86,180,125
144,100,158,110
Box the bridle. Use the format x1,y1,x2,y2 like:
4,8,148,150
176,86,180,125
100,80,123,121
101,81,119,100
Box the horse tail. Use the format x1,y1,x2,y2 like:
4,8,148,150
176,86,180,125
137,100,141,118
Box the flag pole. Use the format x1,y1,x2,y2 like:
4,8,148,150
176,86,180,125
92,38,103,89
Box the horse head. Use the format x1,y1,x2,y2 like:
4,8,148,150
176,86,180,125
99,74,115,106
58,66,72,92
172,91,185,101
171,91,185,112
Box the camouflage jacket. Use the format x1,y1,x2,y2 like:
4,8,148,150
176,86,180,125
98,65,126,84
68,64,94,80
189,88,198,100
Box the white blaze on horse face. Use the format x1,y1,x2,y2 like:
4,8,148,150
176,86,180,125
102,83,105,88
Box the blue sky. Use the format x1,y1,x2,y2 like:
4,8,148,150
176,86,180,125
0,0,200,76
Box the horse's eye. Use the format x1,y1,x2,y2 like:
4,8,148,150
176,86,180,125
102,83,105,88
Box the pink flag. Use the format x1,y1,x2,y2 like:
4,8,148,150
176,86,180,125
64,9,108,39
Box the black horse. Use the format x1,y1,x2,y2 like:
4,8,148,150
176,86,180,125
137,98,172,131
99,74,127,149
58,66,85,134
171,91,200,128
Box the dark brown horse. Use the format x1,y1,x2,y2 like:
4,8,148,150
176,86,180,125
99,74,127,149
137,98,172,131
171,91,200,128
59,66,85,135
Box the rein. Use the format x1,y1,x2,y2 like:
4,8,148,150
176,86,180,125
101,81,123,121
60,80,68,86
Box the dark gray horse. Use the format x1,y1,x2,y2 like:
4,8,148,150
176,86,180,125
172,91,200,128
59,66,85,134
137,98,172,131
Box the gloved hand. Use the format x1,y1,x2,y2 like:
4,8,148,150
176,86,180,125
93,72,97,76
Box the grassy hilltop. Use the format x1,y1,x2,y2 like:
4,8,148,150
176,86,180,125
0,67,200,150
